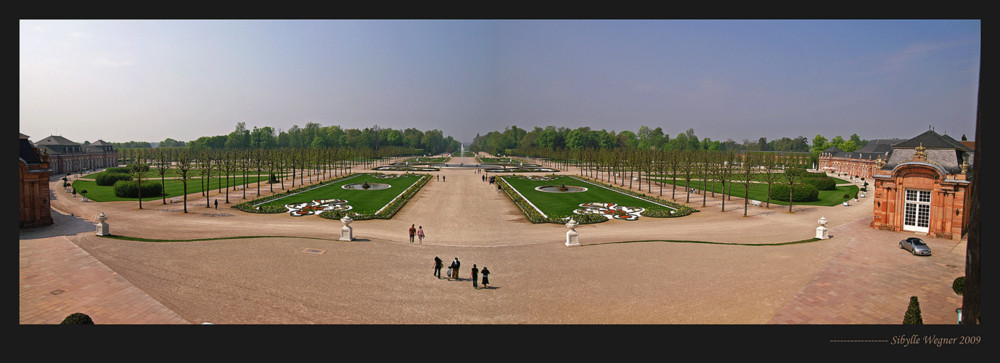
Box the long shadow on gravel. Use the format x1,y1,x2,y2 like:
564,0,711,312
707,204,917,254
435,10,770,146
19,209,95,240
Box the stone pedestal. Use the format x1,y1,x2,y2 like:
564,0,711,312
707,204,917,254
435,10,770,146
95,212,109,236
339,216,354,241
565,219,580,247
815,216,829,240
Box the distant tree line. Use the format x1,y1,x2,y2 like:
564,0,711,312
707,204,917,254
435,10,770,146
470,125,869,167
184,122,461,156
470,125,833,155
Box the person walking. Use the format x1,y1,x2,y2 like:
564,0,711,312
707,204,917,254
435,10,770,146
408,224,416,243
471,264,479,289
417,226,425,243
433,256,443,279
450,258,460,280
214,199,218,209
481,267,490,288
442,175,446,182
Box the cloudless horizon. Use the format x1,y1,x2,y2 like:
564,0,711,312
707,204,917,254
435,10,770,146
20,19,981,146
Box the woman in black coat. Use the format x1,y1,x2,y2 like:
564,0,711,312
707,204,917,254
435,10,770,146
481,267,490,288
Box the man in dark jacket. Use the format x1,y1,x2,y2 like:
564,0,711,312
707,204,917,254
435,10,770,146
471,264,479,289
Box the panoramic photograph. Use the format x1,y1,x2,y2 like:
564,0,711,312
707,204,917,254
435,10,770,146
19,19,982,348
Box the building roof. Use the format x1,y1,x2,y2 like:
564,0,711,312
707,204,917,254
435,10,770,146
882,130,973,175
34,135,79,146
893,130,972,152
19,138,42,164
856,138,904,154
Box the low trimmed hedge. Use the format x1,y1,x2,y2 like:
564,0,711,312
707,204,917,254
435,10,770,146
769,183,819,202
113,180,163,198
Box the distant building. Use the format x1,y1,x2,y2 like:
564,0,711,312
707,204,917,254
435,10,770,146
817,138,904,179
19,133,53,228
871,130,973,241
33,135,118,175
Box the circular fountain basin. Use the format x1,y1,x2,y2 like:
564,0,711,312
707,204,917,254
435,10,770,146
342,183,391,190
535,185,588,193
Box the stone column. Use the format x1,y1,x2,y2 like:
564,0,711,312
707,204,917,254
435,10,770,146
96,212,109,236
339,216,354,241
565,219,580,247
815,216,829,240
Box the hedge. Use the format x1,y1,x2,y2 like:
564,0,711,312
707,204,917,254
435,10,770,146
113,180,163,198
802,176,836,190
768,183,819,202
105,166,130,174
96,172,132,186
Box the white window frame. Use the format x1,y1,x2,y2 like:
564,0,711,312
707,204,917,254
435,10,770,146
903,189,931,233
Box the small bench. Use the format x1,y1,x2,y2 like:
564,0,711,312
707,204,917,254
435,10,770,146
750,200,762,207
171,197,183,204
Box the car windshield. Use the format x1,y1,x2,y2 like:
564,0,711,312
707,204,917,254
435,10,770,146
911,239,926,245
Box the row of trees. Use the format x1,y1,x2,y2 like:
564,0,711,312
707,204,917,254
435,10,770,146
470,125,863,161
521,147,813,216
185,122,462,156
118,145,410,213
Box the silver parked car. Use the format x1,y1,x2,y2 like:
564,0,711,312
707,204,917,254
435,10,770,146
899,237,931,256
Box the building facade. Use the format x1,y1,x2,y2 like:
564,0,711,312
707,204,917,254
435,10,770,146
19,134,53,228
33,135,118,175
818,139,903,179
871,131,973,241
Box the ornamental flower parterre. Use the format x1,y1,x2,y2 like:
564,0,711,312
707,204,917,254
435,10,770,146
573,202,644,221
285,199,352,217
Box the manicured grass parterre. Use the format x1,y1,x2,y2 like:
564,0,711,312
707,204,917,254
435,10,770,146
248,173,428,217
70,175,275,202
401,157,449,164
501,175,693,223
651,177,860,206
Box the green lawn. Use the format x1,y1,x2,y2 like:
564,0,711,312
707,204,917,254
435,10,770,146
400,157,450,164
501,175,675,218
651,178,860,207
478,157,526,165
71,175,274,202
254,173,424,214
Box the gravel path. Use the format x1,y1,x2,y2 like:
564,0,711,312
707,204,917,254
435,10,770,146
21,155,967,324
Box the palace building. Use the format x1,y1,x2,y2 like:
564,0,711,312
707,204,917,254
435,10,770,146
870,130,973,241
817,138,904,179
19,133,53,228
33,135,118,175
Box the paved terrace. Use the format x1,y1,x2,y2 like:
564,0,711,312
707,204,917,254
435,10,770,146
20,155,967,324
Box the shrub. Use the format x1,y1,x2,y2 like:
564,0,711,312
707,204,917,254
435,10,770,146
802,176,836,190
113,180,163,198
60,312,94,325
769,183,819,202
953,276,965,296
903,296,923,325
96,172,132,186
105,166,130,174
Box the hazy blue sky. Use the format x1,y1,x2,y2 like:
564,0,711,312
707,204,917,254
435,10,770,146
19,19,980,145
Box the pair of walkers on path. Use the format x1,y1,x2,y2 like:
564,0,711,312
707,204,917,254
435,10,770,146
408,224,424,243
435,256,490,289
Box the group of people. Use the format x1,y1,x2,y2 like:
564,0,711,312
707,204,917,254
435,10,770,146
436,175,446,182
408,224,425,243
434,256,490,289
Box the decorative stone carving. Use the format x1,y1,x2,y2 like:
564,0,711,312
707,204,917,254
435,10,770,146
565,218,580,247
815,216,829,240
96,212,109,236
339,216,354,241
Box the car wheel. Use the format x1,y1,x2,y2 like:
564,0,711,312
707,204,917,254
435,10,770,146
912,249,918,255
899,242,904,249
